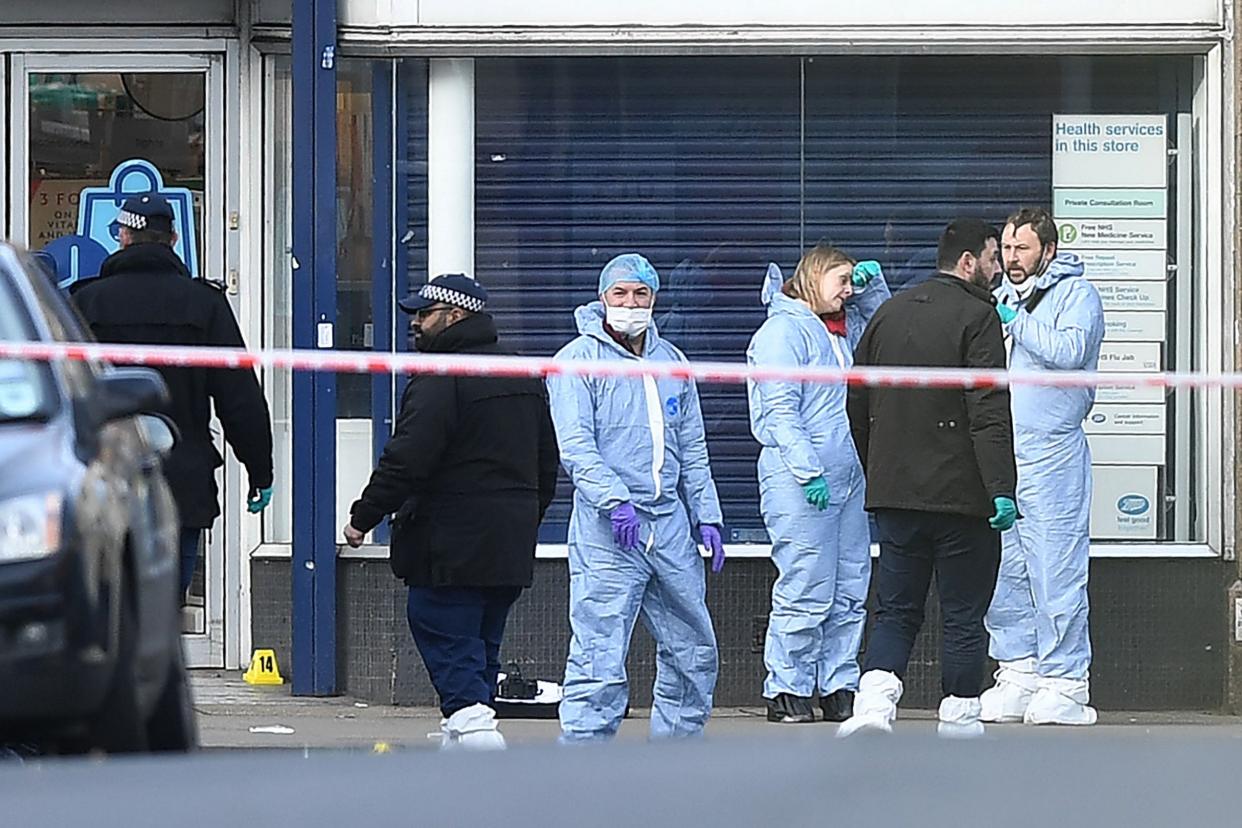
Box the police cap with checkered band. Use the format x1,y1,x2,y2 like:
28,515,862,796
111,193,176,235
398,273,488,314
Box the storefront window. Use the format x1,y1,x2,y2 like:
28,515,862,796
336,61,375,419
265,58,426,545
472,54,1197,544
264,57,294,544
28,72,206,281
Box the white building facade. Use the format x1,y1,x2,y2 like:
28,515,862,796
1,0,1237,709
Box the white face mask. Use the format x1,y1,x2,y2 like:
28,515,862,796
605,305,652,338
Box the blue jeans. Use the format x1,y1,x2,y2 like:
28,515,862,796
179,528,202,597
406,586,522,717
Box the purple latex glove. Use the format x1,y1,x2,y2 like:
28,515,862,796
700,525,725,573
610,503,641,551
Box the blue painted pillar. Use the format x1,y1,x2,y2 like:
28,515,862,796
291,0,338,695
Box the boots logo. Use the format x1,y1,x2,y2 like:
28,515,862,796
1117,495,1150,516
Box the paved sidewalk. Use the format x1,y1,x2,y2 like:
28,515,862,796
191,671,1242,750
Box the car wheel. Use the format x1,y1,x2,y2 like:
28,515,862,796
145,637,199,752
90,590,147,753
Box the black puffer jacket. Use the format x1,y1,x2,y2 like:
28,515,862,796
349,313,559,587
72,244,274,528
847,274,1016,518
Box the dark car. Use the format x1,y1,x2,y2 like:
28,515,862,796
0,243,195,753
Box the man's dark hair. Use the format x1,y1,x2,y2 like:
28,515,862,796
126,228,176,246
936,218,1000,272
1005,207,1058,248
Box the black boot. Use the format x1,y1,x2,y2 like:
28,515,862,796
766,693,816,723
819,689,855,722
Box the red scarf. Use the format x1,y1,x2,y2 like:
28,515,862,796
820,312,847,337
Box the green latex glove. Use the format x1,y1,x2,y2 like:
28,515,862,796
996,303,1018,324
852,260,883,288
248,486,274,514
802,477,830,511
989,496,1018,531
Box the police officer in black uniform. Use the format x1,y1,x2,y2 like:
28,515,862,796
73,193,274,602
343,274,559,750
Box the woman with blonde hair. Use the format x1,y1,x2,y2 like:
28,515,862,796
746,244,890,723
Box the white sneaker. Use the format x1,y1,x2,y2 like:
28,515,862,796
837,670,902,738
980,658,1038,723
1023,677,1098,726
441,703,508,750
937,696,985,739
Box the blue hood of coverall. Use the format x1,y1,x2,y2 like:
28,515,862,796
994,251,1106,439
995,251,1085,304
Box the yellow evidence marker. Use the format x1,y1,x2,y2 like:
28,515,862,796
243,648,285,685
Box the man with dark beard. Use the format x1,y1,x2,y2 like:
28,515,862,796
343,273,559,750
839,218,1018,738
983,208,1104,726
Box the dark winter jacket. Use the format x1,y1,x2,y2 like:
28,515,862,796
72,243,274,528
349,313,560,588
847,274,1017,518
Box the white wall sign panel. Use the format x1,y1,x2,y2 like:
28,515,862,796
1091,465,1159,539
1088,434,1166,465
336,420,374,542
406,1,1223,28
1098,341,1162,372
1103,311,1167,342
1059,219,1167,250
1054,188,1167,220
1052,115,1168,189
1092,281,1167,311
1085,404,1167,435
1095,384,1166,404
1076,250,1168,281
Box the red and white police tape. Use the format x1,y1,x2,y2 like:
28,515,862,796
0,339,1221,390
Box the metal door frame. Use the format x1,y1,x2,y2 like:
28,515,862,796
7,50,234,666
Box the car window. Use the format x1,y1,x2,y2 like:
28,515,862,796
0,268,56,422
0,359,45,420
0,273,38,341
19,252,99,399
23,255,85,342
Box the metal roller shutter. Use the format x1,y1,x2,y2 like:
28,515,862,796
465,55,1185,544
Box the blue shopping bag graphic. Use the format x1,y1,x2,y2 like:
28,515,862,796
76,159,199,277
